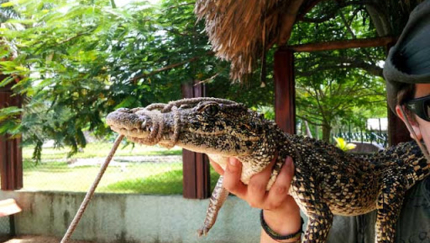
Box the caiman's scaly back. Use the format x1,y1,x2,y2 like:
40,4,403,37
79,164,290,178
107,97,429,243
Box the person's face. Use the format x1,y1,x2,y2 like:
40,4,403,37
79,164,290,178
396,83,430,149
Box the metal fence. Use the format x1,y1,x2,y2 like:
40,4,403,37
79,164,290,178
0,216,11,241
21,140,220,195
20,129,388,195
334,130,388,148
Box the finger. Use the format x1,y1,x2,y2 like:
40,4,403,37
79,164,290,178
209,160,225,175
223,158,247,199
265,156,295,209
246,156,277,208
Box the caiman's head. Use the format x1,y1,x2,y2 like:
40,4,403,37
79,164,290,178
106,98,267,156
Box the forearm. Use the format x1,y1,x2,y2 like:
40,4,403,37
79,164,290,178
260,202,302,243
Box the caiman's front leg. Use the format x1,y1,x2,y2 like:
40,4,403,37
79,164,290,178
375,176,405,243
197,176,229,236
293,177,333,243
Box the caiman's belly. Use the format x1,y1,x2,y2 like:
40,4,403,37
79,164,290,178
207,154,278,190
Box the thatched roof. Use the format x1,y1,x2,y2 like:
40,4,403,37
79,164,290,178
195,0,306,81
195,0,422,81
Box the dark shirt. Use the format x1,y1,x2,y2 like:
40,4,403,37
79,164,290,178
326,177,430,243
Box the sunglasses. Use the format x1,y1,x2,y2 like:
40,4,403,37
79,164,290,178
404,94,430,122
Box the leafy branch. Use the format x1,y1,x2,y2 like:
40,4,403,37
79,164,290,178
132,51,214,82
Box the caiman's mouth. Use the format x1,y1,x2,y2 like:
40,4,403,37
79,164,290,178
190,129,226,136
106,108,152,138
106,107,180,148
108,124,151,138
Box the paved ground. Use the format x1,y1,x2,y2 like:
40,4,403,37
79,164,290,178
3,235,94,243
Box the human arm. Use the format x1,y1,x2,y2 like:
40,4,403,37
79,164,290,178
210,156,302,242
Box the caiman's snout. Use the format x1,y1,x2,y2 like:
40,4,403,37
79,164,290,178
106,108,154,138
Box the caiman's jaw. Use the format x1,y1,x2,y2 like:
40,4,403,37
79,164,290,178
106,107,235,153
107,98,263,155
107,108,151,138
106,107,179,148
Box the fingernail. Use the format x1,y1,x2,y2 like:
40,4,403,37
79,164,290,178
228,158,239,167
285,156,293,167
285,156,295,172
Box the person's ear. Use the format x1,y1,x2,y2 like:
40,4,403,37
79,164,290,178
395,105,423,141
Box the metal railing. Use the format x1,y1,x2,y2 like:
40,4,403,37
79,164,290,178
334,131,388,148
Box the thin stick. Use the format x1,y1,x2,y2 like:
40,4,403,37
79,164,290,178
60,135,124,243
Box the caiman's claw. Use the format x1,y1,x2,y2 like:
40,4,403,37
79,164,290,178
197,227,209,237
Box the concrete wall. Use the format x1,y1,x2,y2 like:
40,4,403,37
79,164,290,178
0,191,261,243
349,142,383,154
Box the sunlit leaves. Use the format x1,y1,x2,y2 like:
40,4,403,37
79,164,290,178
334,137,357,151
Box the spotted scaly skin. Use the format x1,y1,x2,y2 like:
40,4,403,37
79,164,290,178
106,97,429,243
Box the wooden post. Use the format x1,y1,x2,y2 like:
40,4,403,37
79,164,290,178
0,82,23,190
387,107,410,146
274,49,296,134
181,82,210,199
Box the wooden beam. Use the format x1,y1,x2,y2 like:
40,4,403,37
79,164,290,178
277,0,306,46
286,36,397,53
274,49,296,134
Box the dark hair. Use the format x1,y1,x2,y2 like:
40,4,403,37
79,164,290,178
397,83,416,105
397,83,416,120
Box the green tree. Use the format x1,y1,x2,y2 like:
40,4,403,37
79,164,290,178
0,0,18,22
0,0,273,159
290,2,388,142
0,0,207,158
295,53,385,141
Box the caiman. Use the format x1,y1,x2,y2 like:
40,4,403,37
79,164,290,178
106,97,429,243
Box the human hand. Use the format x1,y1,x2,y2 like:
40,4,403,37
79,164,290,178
210,156,302,240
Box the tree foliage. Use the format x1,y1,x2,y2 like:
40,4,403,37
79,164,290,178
0,0,274,159
290,2,389,141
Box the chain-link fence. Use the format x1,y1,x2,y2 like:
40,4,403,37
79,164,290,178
0,216,11,241
21,139,219,195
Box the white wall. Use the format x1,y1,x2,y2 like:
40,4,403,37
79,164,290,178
0,191,261,243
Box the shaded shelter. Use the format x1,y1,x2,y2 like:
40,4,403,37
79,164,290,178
186,0,423,199
195,0,421,144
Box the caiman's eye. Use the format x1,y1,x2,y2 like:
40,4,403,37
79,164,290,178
203,104,220,116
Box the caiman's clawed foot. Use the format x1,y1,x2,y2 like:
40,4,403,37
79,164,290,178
197,227,209,237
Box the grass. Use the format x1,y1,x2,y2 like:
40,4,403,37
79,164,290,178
22,142,182,160
104,169,220,194
21,143,220,194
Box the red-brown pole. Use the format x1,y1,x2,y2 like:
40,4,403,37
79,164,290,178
0,81,23,190
274,49,296,134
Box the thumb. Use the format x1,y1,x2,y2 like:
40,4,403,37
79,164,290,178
223,158,246,197
226,157,242,173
